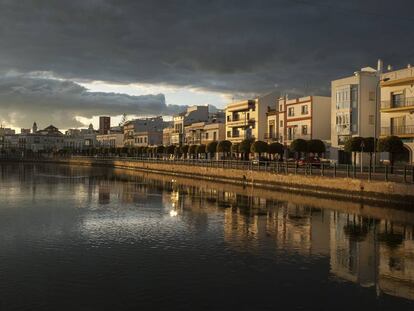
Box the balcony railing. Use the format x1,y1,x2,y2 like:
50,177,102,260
381,125,414,136
381,97,414,109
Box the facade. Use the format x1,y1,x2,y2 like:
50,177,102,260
97,132,125,148
64,125,97,151
171,106,209,145
123,116,168,147
380,65,414,163
201,122,225,145
99,116,111,135
225,92,278,143
265,95,331,146
330,67,379,164
162,127,175,146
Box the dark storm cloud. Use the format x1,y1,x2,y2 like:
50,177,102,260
0,73,183,128
0,0,413,127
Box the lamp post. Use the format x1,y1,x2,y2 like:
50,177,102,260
373,77,390,173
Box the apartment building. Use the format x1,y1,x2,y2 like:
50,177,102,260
265,95,331,146
225,92,279,143
162,127,175,146
380,65,414,163
330,66,379,164
171,106,209,145
123,116,168,147
96,127,124,148
183,121,225,145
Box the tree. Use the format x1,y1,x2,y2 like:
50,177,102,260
217,140,232,159
344,136,364,165
196,144,206,158
251,141,269,158
290,139,307,160
231,143,240,160
239,139,253,160
362,137,375,169
207,141,218,159
166,145,175,155
378,136,404,172
307,139,326,157
268,142,284,161
156,145,165,157
189,144,198,158
180,144,189,159
174,145,182,158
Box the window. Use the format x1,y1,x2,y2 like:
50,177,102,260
369,91,375,101
279,104,283,111
227,115,231,122
302,125,308,135
205,133,209,140
280,120,283,127
368,115,374,125
213,131,217,141
301,105,308,115
392,93,404,108
288,107,295,116
227,131,231,138
247,113,250,120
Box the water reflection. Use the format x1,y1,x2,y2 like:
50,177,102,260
1,163,414,309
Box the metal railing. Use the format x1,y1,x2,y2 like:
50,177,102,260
63,156,414,184
381,125,414,136
381,97,414,109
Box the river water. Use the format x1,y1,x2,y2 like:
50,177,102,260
0,163,414,310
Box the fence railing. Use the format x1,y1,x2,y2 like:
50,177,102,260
1,154,414,184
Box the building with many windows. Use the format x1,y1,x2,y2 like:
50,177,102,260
265,95,331,146
123,116,169,147
225,92,278,143
171,106,210,145
330,66,379,164
380,65,414,163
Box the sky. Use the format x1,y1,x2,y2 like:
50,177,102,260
1,0,414,131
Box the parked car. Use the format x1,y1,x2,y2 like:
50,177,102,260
298,157,321,167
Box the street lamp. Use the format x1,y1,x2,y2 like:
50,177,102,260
373,77,390,173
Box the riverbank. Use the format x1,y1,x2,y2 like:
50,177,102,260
3,157,413,204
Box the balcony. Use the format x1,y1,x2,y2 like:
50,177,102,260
381,97,414,111
381,125,414,137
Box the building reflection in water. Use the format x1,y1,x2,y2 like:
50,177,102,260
112,175,414,302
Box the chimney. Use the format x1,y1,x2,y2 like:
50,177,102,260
377,59,383,74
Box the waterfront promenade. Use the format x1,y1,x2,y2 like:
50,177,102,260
4,156,412,203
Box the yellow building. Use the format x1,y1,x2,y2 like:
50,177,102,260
380,65,414,163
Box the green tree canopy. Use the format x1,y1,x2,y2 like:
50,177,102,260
378,136,404,153
362,137,375,153
239,139,253,154
290,139,308,154
166,145,175,154
156,145,165,154
251,140,269,154
217,140,232,153
189,144,198,154
196,144,206,154
180,144,189,154
268,142,284,156
307,139,326,155
231,143,240,154
206,141,218,154
344,136,364,153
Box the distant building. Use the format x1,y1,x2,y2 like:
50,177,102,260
123,116,169,147
163,127,175,146
20,128,31,134
171,106,209,145
225,92,279,143
99,116,111,135
265,95,331,146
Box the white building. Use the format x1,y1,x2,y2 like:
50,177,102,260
330,66,379,164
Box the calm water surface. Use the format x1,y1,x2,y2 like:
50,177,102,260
1,163,414,310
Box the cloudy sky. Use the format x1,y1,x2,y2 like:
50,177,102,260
1,0,413,130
